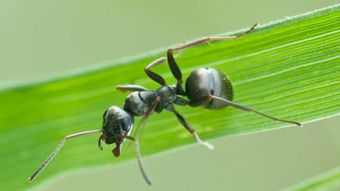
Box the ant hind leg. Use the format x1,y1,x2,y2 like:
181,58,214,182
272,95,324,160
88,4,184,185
208,95,302,127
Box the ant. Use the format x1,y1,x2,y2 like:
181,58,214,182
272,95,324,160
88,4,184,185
29,23,301,186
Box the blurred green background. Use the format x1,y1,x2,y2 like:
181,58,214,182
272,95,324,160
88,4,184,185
1,0,339,190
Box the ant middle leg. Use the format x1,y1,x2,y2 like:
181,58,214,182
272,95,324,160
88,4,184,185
167,105,214,150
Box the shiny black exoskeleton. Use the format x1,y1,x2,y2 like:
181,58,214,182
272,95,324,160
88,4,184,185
101,24,301,182
185,67,233,109
101,106,134,156
100,85,182,157
29,24,301,186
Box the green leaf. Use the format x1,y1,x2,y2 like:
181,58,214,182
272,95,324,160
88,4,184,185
284,166,340,191
0,4,339,191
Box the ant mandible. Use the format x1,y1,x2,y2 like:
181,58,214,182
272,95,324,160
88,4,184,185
29,24,301,186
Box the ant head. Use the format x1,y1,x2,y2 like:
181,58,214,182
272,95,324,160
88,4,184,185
101,106,134,156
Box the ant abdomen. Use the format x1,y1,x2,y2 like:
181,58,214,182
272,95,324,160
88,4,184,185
185,67,233,109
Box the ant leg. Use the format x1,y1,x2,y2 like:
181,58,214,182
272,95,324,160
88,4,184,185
29,129,102,182
208,95,302,127
118,134,152,186
144,52,185,86
167,50,185,95
145,24,257,87
168,105,214,150
165,23,257,86
145,57,167,86
170,23,257,51
153,24,257,92
116,84,148,92
167,24,257,76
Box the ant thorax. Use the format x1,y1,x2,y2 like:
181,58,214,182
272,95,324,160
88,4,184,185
123,86,177,116
123,91,158,116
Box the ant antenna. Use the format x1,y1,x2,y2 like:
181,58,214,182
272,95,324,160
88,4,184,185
28,129,101,182
121,135,152,185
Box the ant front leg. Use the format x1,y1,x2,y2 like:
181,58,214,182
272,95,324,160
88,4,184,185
167,105,214,150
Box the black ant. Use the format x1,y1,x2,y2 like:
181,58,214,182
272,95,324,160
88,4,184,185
28,23,301,186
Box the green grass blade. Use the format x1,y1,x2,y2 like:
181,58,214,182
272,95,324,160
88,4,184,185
0,4,339,191
284,167,340,191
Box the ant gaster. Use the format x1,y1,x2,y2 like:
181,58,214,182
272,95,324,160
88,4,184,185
29,24,301,185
